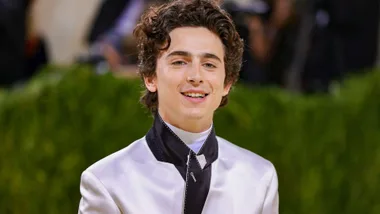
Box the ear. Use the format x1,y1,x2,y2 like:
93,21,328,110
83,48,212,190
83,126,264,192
144,76,157,92
222,82,232,96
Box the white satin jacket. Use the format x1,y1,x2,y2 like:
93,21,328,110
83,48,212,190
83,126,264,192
78,115,279,214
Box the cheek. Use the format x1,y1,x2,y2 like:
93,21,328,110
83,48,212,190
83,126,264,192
156,72,182,96
211,74,226,93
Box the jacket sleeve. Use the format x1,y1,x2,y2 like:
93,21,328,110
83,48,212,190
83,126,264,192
78,170,121,214
262,164,279,214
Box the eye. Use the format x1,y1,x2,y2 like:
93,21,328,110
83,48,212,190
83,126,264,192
171,60,187,66
204,63,216,68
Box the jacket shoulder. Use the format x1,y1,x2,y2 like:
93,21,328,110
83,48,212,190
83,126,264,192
82,137,150,180
216,136,276,174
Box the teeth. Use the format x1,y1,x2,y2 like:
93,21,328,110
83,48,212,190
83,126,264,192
184,92,205,98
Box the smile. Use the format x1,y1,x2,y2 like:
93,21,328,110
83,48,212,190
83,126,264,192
181,92,209,98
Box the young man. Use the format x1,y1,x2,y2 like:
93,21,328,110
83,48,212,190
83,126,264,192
78,1,279,213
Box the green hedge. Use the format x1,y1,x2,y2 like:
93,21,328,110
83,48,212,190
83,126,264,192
0,65,379,213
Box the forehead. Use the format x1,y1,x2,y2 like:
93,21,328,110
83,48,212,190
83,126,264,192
163,27,225,59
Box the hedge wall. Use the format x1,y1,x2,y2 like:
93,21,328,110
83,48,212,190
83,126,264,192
0,66,379,213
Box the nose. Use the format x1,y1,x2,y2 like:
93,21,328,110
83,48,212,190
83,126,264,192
186,63,203,85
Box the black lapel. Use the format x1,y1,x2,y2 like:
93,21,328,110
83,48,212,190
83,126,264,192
145,113,219,214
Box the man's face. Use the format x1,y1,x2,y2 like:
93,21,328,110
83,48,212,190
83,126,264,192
144,27,231,130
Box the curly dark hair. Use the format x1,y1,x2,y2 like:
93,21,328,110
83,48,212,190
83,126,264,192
133,0,244,113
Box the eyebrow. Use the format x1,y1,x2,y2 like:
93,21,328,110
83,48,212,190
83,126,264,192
166,50,222,63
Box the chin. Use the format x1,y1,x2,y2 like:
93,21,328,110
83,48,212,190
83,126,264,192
183,109,206,120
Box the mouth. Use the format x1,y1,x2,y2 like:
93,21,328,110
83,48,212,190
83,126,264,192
180,92,209,99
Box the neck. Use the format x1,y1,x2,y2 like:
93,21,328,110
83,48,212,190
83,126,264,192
158,109,213,133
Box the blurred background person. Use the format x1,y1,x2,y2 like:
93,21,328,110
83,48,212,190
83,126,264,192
220,0,379,94
80,0,146,73
300,0,380,93
0,0,29,87
221,0,298,88
0,0,48,88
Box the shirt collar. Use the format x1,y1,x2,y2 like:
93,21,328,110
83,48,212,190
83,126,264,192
164,121,212,145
